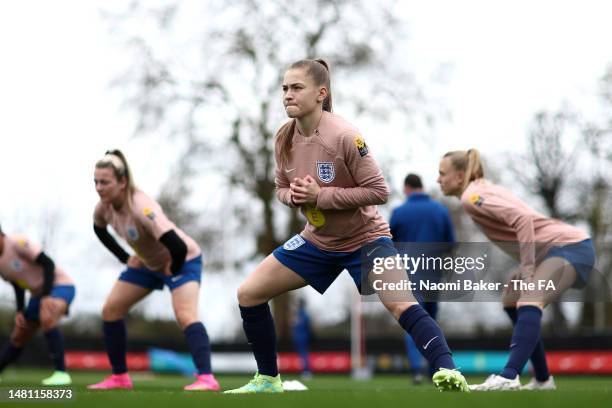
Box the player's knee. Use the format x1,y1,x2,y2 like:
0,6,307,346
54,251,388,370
10,326,36,347
501,291,518,305
383,301,413,320
236,284,250,305
516,301,544,310
102,302,126,321
175,310,198,329
9,330,25,347
40,316,56,332
237,283,265,307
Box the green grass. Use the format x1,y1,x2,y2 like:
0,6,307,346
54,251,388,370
0,369,611,407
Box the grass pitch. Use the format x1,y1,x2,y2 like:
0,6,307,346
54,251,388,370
0,369,610,408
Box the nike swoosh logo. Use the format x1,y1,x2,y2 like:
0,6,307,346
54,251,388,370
423,336,438,350
366,246,381,257
171,275,182,282
285,168,296,173
510,343,517,348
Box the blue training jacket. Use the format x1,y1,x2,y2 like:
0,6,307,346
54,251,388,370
389,192,455,244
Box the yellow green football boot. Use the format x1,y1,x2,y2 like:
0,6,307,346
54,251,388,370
432,368,469,392
42,371,72,386
224,372,283,394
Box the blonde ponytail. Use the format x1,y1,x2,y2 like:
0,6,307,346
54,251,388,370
443,148,485,191
275,120,297,168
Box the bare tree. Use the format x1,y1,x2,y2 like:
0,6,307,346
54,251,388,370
510,79,612,330
510,110,581,218
579,63,612,329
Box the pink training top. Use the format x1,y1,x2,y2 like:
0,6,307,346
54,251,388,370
461,179,589,279
0,235,74,296
275,111,391,252
94,189,201,271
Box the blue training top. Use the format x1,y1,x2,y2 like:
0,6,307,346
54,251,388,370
390,192,456,293
389,192,455,244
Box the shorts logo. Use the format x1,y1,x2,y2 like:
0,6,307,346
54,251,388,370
127,226,139,241
366,246,381,257
283,235,305,251
316,162,335,183
143,207,156,220
469,194,484,207
12,259,23,271
354,135,369,157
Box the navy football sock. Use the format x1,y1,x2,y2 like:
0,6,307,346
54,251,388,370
0,343,23,372
501,306,542,379
44,328,66,371
529,340,550,382
184,322,212,374
240,303,278,377
103,320,127,374
398,305,455,371
504,307,549,381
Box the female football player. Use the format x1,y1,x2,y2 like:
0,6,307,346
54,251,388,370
88,150,219,391
0,225,75,385
438,149,595,391
225,59,468,394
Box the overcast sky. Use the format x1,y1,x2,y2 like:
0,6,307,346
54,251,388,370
0,0,609,336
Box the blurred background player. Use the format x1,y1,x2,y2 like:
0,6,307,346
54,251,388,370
389,173,455,384
225,59,468,394
438,148,596,391
291,298,312,380
0,224,75,385
88,150,219,391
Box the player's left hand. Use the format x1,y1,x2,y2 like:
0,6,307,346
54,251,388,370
14,311,27,329
162,262,173,277
290,175,320,205
502,268,521,305
40,296,56,315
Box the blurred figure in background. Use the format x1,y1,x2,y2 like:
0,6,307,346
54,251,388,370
291,297,312,380
389,174,455,384
0,224,75,385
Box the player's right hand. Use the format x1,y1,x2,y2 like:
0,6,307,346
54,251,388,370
127,256,144,269
290,177,307,205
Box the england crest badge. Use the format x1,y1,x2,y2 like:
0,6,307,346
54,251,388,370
316,162,335,183
127,226,139,241
12,259,23,272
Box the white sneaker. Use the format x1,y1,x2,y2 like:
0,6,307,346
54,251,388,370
469,374,521,391
520,376,556,390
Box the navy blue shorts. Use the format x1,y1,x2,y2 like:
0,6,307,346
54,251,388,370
118,256,202,291
25,285,76,322
542,239,596,288
272,235,398,294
